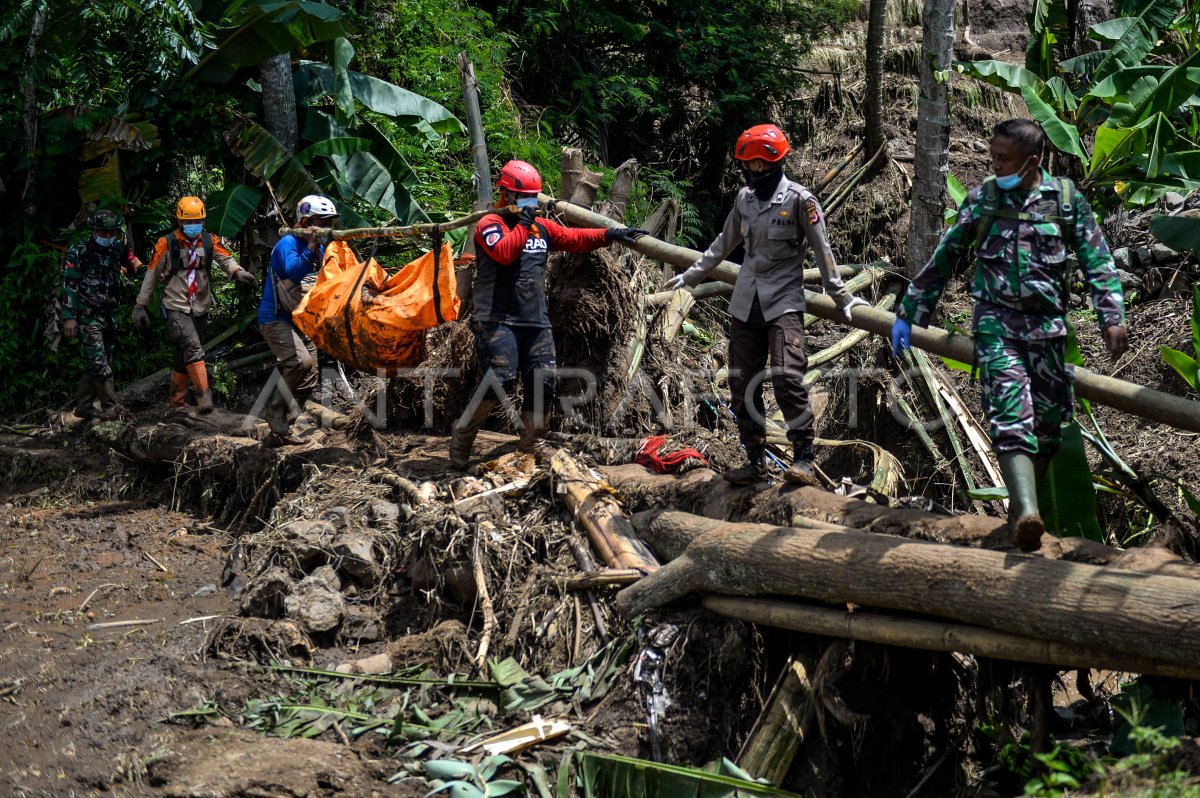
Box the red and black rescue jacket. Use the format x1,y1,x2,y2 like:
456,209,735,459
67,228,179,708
472,212,609,327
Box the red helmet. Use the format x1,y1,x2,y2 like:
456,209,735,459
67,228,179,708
497,160,543,194
735,124,791,163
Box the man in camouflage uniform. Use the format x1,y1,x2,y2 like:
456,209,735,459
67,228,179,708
892,118,1128,552
61,210,143,419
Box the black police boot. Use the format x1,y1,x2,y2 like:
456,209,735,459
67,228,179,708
723,445,768,485
784,440,820,486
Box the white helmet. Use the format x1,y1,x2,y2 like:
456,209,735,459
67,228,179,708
296,195,338,223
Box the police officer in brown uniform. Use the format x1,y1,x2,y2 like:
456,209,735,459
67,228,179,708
666,124,867,485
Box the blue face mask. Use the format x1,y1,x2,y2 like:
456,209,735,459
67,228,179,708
994,157,1033,191
182,223,204,238
94,235,115,247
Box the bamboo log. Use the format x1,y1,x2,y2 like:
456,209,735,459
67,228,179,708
304,400,352,430
811,142,865,194
569,169,604,209
279,206,517,241
537,198,1200,433
617,510,1200,668
596,158,638,221
660,289,695,342
704,596,1200,681
737,656,815,785
644,263,873,307
560,148,585,200
549,447,660,574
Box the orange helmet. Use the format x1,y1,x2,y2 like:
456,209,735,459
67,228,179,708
497,160,542,194
176,196,206,221
735,125,791,163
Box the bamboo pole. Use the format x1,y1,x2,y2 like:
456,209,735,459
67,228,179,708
660,289,695,342
737,656,815,785
548,447,660,574
458,53,492,208
564,569,644,590
279,207,517,241
644,263,876,307
537,197,1200,433
703,596,1200,681
811,143,865,194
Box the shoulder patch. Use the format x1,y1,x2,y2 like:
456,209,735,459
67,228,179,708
480,223,503,249
804,198,821,226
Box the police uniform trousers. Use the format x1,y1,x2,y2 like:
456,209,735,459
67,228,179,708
727,297,812,447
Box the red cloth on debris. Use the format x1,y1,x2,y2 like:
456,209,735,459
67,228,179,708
634,435,709,474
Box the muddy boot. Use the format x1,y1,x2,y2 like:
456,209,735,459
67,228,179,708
186,361,213,413
93,378,121,420
449,399,498,470
998,451,1045,552
73,376,97,418
783,441,821,487
723,445,768,485
169,370,190,409
264,431,304,448
517,411,549,453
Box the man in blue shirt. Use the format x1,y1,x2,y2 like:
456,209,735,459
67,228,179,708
258,195,338,447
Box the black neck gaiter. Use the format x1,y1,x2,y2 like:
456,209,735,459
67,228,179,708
743,165,784,200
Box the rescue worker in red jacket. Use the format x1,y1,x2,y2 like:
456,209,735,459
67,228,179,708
449,160,647,469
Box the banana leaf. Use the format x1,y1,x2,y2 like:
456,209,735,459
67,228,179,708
1022,84,1087,161
190,0,348,83
570,752,802,798
955,59,1044,95
1059,0,1185,80
330,36,355,124
1039,421,1103,542
205,183,264,238
78,156,121,204
294,61,462,134
1110,51,1200,127
1026,0,1070,78
1151,215,1200,256
297,136,370,164
225,115,325,210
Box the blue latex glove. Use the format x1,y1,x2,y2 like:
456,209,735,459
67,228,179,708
891,318,912,357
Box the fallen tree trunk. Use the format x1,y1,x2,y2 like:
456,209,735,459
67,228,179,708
548,448,660,574
703,596,1200,681
542,197,1200,433
599,465,1197,574
616,510,1200,668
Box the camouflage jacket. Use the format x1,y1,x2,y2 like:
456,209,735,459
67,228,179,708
61,239,137,320
897,170,1125,340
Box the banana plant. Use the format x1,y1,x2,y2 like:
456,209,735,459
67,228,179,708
1157,282,1200,391
956,0,1200,207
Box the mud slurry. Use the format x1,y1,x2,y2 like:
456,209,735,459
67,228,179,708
0,497,400,797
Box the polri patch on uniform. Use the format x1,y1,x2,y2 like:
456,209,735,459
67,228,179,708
804,198,821,225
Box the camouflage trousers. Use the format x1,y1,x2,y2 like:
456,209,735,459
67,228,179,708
77,312,117,378
975,333,1074,456
470,321,556,412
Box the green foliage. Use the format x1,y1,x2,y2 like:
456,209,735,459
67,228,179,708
1039,421,1105,541
492,0,858,219
1151,215,1200,257
1112,680,1187,757
423,756,523,798
1157,283,1200,391
957,0,1200,210
562,752,795,798
1024,745,1096,796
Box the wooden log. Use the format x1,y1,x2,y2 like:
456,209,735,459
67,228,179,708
304,400,352,430
548,447,659,574
736,656,815,785
704,596,1200,681
538,197,1200,433
616,509,1200,668
659,288,695,342
560,147,585,201
595,158,638,221
568,168,604,209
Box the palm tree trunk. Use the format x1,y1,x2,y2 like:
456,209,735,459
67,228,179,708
260,53,297,153
864,0,887,170
21,1,47,229
905,0,955,276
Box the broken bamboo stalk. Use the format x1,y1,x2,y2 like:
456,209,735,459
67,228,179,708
548,447,660,574
565,568,644,590
304,400,352,430
736,656,815,785
806,287,898,368
279,206,518,241
812,142,865,194
542,199,1200,433
703,596,1200,682
659,289,695,342
618,510,1200,669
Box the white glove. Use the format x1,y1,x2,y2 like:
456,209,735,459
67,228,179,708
841,296,870,322
663,264,707,290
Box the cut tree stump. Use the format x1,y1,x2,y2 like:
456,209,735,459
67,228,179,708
616,509,1200,669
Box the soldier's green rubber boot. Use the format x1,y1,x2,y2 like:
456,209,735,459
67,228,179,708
998,451,1045,552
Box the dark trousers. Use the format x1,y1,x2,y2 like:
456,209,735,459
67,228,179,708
471,321,556,412
728,299,811,447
